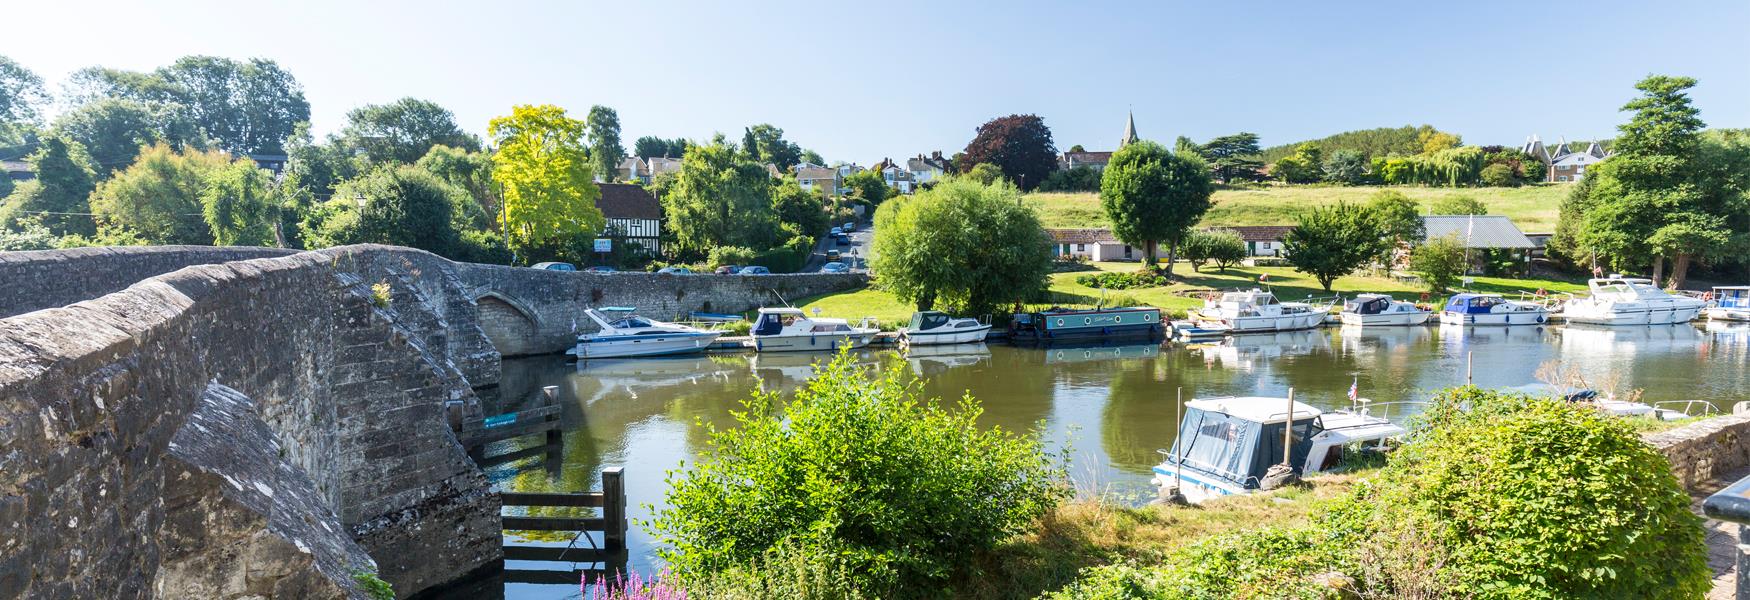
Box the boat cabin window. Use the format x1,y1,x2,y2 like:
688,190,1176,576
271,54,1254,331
1347,297,1389,315
812,323,851,333
1171,407,1321,488
610,316,654,329
1469,296,1501,309
911,312,951,331
954,321,979,328
754,313,787,336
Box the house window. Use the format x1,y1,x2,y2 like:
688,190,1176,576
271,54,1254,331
1076,244,1087,252
1558,176,1569,182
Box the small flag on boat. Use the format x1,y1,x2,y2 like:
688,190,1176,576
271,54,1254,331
1348,377,1359,402
1259,273,1269,282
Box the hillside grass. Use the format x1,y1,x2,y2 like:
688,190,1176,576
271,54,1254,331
1028,183,1573,233
796,261,1589,322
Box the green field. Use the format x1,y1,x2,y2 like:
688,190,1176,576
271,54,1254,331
797,262,1588,324
1027,183,1573,233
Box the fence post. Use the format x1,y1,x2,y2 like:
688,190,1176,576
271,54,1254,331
601,467,626,557
541,385,562,448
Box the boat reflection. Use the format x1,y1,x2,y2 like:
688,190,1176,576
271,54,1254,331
749,350,881,389
1191,330,1328,368
1553,323,1703,357
905,343,992,377
572,354,741,404
1337,323,1432,353
1041,341,1160,364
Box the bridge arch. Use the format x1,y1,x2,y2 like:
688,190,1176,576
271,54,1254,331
472,291,546,357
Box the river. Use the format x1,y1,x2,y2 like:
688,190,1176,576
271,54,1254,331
477,321,1750,598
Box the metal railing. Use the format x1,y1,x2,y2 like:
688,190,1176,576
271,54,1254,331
1704,476,1750,598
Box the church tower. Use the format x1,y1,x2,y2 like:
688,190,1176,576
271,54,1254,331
1120,111,1138,147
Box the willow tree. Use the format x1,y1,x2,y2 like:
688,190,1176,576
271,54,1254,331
488,104,601,261
1098,140,1213,276
871,178,1052,313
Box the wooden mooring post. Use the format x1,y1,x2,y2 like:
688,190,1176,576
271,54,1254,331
499,467,629,585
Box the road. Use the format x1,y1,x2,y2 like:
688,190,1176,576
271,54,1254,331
800,217,873,273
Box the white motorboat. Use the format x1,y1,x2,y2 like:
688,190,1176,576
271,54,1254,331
1556,275,1704,326
1339,294,1431,326
1196,289,1330,333
1505,384,1710,422
1705,286,1750,322
1438,293,1549,326
1151,396,1405,504
572,307,723,359
900,311,991,345
749,307,879,352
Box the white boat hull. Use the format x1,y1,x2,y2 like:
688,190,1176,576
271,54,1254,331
1438,310,1548,326
1707,307,1750,322
1339,311,1430,327
751,331,877,352
1560,304,1702,326
575,332,722,358
1208,311,1326,332
1150,469,1244,505
900,324,992,345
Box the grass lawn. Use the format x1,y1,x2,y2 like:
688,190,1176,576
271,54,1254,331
1028,183,1573,233
797,261,1588,323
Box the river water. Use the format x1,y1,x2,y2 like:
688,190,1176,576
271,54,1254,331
478,321,1750,598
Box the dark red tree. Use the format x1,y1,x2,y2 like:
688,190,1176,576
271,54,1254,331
959,114,1058,191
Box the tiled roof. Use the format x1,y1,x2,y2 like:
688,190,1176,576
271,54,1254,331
596,183,663,220
1046,228,1121,244
796,167,836,181
1212,225,1294,242
1422,215,1535,249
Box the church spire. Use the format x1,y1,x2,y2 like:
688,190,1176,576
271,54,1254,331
1120,111,1138,147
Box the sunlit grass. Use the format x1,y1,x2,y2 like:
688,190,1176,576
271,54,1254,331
1028,183,1573,233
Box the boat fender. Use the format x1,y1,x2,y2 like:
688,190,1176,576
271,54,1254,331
1055,318,1065,327
1084,317,1092,325
1536,315,1546,324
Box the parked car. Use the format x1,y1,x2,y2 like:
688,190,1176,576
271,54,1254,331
583,265,617,274
656,266,692,275
836,234,850,246
531,262,576,271
827,249,841,261
842,222,855,232
739,266,771,275
714,265,742,275
821,262,850,273
830,226,843,237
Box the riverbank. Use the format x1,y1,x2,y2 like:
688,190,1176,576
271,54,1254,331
795,261,1589,325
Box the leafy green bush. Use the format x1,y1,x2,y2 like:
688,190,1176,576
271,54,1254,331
1360,386,1709,599
1075,270,1168,290
1409,235,1466,294
679,539,871,600
1182,229,1248,273
650,350,1067,590
709,245,757,268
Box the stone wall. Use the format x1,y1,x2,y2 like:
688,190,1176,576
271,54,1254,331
451,263,867,356
0,245,295,319
1645,415,1750,492
0,246,500,599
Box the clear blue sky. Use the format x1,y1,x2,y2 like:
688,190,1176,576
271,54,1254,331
5,0,1746,163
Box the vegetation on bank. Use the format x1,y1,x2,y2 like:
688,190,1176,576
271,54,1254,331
1027,184,1571,232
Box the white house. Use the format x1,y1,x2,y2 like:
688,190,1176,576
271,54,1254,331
1047,228,1138,262
907,152,952,186
871,158,915,194
1521,135,1609,182
596,183,664,255
796,166,839,194
1217,226,1294,257
647,157,683,179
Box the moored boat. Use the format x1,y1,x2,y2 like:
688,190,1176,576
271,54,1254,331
572,307,723,359
1151,395,1405,504
1705,286,1750,322
1556,275,1704,326
1339,293,1431,326
749,307,879,352
1196,289,1331,333
1008,306,1163,342
900,311,992,345
1438,293,1548,326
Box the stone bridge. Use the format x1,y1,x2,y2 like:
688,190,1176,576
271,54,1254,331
0,245,863,599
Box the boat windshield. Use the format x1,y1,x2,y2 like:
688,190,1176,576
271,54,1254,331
1170,408,1319,487
911,312,951,331
1347,297,1389,315
610,317,654,329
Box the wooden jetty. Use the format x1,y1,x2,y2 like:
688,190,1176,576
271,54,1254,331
498,467,629,585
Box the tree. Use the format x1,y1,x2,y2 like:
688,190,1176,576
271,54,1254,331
1098,140,1214,276
662,141,775,258
1038,166,1101,192
1321,149,1368,184
1430,195,1487,216
415,145,496,229
1271,143,1324,183
586,105,626,182
1418,129,1462,154
488,104,602,261
1068,144,1086,153
742,124,802,171
633,136,689,159
336,97,479,165
283,123,361,199
89,143,231,244
871,178,1053,313
312,165,469,256
1197,133,1264,182
1182,229,1247,273
843,169,891,204
772,179,827,236
115,56,311,155
1283,202,1382,291
199,159,277,246
1478,163,1515,187
1366,190,1425,265
1409,235,1467,293
799,149,824,166
962,163,1004,186
0,136,97,236
0,55,49,145
960,114,1057,191
51,97,206,177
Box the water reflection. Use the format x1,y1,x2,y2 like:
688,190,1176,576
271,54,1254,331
485,323,1750,599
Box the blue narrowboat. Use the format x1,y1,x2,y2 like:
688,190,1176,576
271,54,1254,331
1008,306,1165,342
